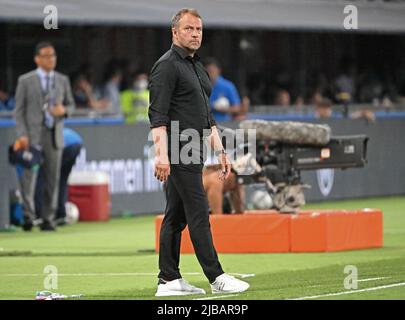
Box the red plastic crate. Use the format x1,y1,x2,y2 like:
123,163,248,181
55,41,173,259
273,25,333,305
68,172,111,221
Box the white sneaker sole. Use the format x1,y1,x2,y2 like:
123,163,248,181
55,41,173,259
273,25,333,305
211,284,250,294
155,290,206,297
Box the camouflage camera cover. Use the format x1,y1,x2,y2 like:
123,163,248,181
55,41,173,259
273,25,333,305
239,120,331,146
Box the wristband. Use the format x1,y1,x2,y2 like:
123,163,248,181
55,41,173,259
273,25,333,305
214,149,226,157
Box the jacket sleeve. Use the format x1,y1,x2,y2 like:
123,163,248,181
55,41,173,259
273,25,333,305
14,76,28,138
63,75,75,118
148,60,177,128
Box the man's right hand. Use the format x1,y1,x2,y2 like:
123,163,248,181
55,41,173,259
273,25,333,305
14,136,29,151
151,126,170,182
154,155,171,182
50,104,67,117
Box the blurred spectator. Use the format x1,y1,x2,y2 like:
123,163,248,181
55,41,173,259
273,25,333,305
381,95,394,109
334,73,355,104
294,95,305,108
0,88,15,111
101,64,123,115
314,98,333,119
350,109,376,123
314,97,375,122
120,72,149,124
72,74,109,110
358,71,383,106
274,89,291,106
205,58,248,121
309,88,324,105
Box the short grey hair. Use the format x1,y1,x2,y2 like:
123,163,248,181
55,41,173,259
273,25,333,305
171,8,202,28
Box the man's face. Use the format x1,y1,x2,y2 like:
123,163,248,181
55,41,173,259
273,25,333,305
206,64,221,83
34,46,57,72
172,13,203,53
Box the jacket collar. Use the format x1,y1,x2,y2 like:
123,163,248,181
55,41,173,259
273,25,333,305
171,44,200,61
36,67,55,79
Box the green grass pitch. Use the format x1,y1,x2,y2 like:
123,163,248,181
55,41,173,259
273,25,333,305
1,196,405,300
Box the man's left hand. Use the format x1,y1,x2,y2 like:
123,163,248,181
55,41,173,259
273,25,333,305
218,152,231,181
50,104,66,117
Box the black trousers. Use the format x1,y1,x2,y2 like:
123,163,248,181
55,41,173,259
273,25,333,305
158,164,224,283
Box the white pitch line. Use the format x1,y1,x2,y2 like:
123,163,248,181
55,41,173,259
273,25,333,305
308,277,390,287
0,272,201,277
229,273,256,279
194,294,240,300
358,277,390,282
289,282,405,300
0,272,254,278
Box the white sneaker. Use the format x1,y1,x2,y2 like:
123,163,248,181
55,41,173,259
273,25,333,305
210,273,250,294
155,278,206,297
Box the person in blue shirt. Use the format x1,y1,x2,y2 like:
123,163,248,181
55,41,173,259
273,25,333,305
204,58,248,122
35,127,83,226
0,88,15,111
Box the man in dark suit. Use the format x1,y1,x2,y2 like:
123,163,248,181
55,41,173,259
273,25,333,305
14,41,75,231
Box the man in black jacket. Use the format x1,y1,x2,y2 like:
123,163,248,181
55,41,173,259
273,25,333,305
149,8,249,297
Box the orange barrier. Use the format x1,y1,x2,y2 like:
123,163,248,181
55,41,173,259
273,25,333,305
155,212,290,253
155,209,383,253
290,209,383,252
